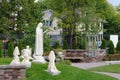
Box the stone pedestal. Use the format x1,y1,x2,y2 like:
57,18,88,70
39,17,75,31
0,65,26,80
33,56,46,64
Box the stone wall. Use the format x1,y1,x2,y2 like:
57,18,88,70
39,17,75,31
0,65,26,80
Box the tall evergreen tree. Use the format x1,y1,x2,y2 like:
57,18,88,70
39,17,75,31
0,40,3,57
101,39,106,49
8,41,14,57
108,41,114,54
116,40,120,51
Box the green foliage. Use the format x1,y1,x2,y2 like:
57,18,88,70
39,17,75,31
43,35,52,52
0,0,43,45
44,0,104,49
77,35,86,49
101,39,106,49
63,40,68,49
96,0,120,35
8,41,14,57
17,40,23,54
0,40,3,57
52,40,60,49
108,41,114,54
22,33,35,49
116,40,120,51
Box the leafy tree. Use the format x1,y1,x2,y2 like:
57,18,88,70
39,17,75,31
0,0,43,48
44,0,103,49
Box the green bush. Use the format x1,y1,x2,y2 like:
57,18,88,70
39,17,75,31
0,40,3,57
8,41,14,57
108,41,114,54
63,40,68,49
77,35,86,49
101,39,106,49
43,35,52,52
53,40,60,49
116,40,120,51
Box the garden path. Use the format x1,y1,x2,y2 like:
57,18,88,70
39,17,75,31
72,61,120,80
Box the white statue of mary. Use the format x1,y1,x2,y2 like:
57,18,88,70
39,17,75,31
46,51,61,75
33,22,46,63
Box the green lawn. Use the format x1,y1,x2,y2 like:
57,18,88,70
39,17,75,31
0,58,118,80
89,64,120,73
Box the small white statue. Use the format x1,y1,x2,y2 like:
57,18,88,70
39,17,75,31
51,17,58,28
46,51,61,75
20,45,33,60
10,46,20,65
26,45,33,60
21,48,31,68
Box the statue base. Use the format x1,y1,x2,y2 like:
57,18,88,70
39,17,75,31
45,70,61,75
21,62,31,68
33,56,46,64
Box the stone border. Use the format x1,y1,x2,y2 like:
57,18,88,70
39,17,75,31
0,65,26,80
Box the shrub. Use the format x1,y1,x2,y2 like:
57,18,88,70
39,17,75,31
0,40,3,57
108,41,114,54
77,35,86,49
101,39,106,49
116,40,120,51
63,40,68,49
53,40,60,49
43,35,52,52
8,41,14,57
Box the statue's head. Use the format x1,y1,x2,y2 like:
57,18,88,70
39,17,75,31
26,45,29,49
38,22,43,28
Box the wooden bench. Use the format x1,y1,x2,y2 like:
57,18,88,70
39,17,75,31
106,54,120,60
63,49,86,60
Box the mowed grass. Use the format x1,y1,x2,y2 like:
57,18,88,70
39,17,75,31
0,58,118,80
89,64,120,73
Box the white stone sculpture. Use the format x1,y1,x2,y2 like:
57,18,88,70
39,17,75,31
20,45,33,60
33,22,46,63
51,17,58,28
21,48,31,68
46,51,61,75
10,46,20,65
26,45,33,60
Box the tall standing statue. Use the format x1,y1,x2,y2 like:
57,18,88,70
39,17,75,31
33,22,46,63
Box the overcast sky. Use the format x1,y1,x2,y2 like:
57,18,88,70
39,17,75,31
108,0,120,6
